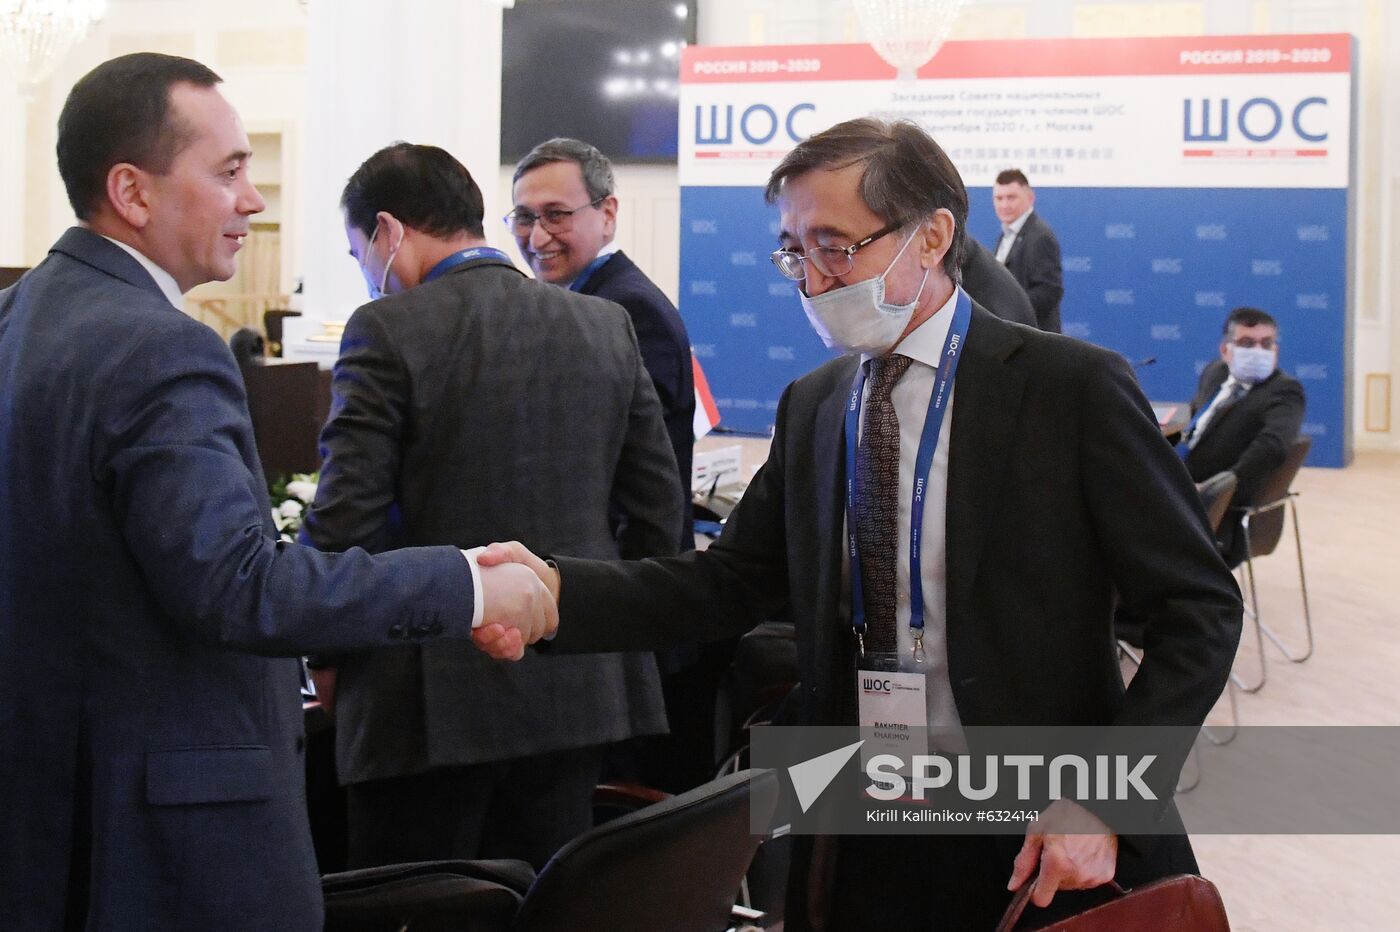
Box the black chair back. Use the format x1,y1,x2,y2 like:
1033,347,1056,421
513,769,777,932
322,860,524,932
263,308,301,356
1244,435,1312,558
1197,470,1239,534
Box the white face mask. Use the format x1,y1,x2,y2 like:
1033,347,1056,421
359,222,403,299
1228,345,1276,384
798,230,929,356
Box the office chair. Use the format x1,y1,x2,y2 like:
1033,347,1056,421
1229,436,1314,694
322,769,779,932
1119,470,1240,753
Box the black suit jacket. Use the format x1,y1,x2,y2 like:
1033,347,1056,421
996,211,1065,333
549,302,1241,928
1185,359,1306,562
0,229,479,931
579,250,696,547
960,236,1037,327
303,255,683,784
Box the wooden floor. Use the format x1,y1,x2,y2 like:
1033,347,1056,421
1186,452,1400,931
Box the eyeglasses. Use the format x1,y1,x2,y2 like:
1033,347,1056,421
769,220,902,282
504,197,606,236
1230,337,1277,350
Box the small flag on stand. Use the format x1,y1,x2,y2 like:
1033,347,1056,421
693,352,721,439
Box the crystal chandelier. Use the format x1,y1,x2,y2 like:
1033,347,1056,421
852,0,966,82
0,0,107,98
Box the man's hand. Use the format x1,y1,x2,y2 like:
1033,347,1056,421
472,623,526,661
1007,799,1118,908
477,540,560,603
477,559,557,652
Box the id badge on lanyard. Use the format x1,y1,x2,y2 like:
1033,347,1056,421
845,290,971,788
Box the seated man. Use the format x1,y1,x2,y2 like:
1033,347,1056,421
1180,306,1306,566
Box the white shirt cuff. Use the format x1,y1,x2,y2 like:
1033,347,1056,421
461,547,486,628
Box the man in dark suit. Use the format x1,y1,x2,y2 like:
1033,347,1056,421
960,236,1037,327
512,138,721,793
1182,306,1306,566
0,55,551,932
510,137,695,547
486,118,1241,931
301,143,683,870
992,168,1065,333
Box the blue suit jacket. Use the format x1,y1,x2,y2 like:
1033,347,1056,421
0,228,477,931
578,251,695,546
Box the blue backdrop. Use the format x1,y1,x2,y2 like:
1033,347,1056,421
680,184,1347,466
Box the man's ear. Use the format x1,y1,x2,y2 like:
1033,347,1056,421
599,194,619,238
919,209,956,271
105,163,151,229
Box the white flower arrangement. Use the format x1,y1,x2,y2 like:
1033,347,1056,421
269,472,318,542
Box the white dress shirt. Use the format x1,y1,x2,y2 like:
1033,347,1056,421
1188,374,1251,449
100,235,185,310
994,208,1032,264
853,286,963,732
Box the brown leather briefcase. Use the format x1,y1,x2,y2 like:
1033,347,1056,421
995,875,1230,932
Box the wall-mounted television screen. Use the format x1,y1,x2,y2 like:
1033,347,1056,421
501,0,695,164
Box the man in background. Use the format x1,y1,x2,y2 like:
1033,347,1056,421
512,138,720,791
511,137,695,547
992,168,1064,333
960,236,1036,327
0,55,548,931
1181,306,1306,565
302,143,683,870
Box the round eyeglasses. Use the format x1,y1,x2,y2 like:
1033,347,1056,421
769,220,902,281
503,197,606,237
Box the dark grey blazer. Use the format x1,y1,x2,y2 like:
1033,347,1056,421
548,302,1242,929
995,210,1065,333
0,228,478,931
303,254,683,784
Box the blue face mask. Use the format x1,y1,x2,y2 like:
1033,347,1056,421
1228,345,1276,384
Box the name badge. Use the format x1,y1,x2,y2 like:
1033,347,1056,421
856,670,929,794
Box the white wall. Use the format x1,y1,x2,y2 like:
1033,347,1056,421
6,0,1395,447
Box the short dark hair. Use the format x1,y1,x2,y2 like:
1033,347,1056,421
512,137,615,202
1224,306,1279,338
995,168,1030,187
764,118,968,282
57,53,222,221
341,143,486,240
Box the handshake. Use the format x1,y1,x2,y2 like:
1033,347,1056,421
470,542,560,661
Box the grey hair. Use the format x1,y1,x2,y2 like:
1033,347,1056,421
764,118,968,283
512,137,615,202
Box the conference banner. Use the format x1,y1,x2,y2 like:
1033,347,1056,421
679,34,1354,466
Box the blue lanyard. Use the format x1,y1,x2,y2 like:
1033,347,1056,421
423,247,513,284
844,289,971,661
567,253,614,292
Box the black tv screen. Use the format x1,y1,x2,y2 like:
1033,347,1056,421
501,0,695,164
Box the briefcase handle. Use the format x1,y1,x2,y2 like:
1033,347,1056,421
995,880,1126,932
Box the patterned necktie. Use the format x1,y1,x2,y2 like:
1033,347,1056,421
855,353,913,656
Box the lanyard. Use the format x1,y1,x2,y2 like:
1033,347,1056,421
844,288,971,662
423,247,513,284
567,253,614,292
